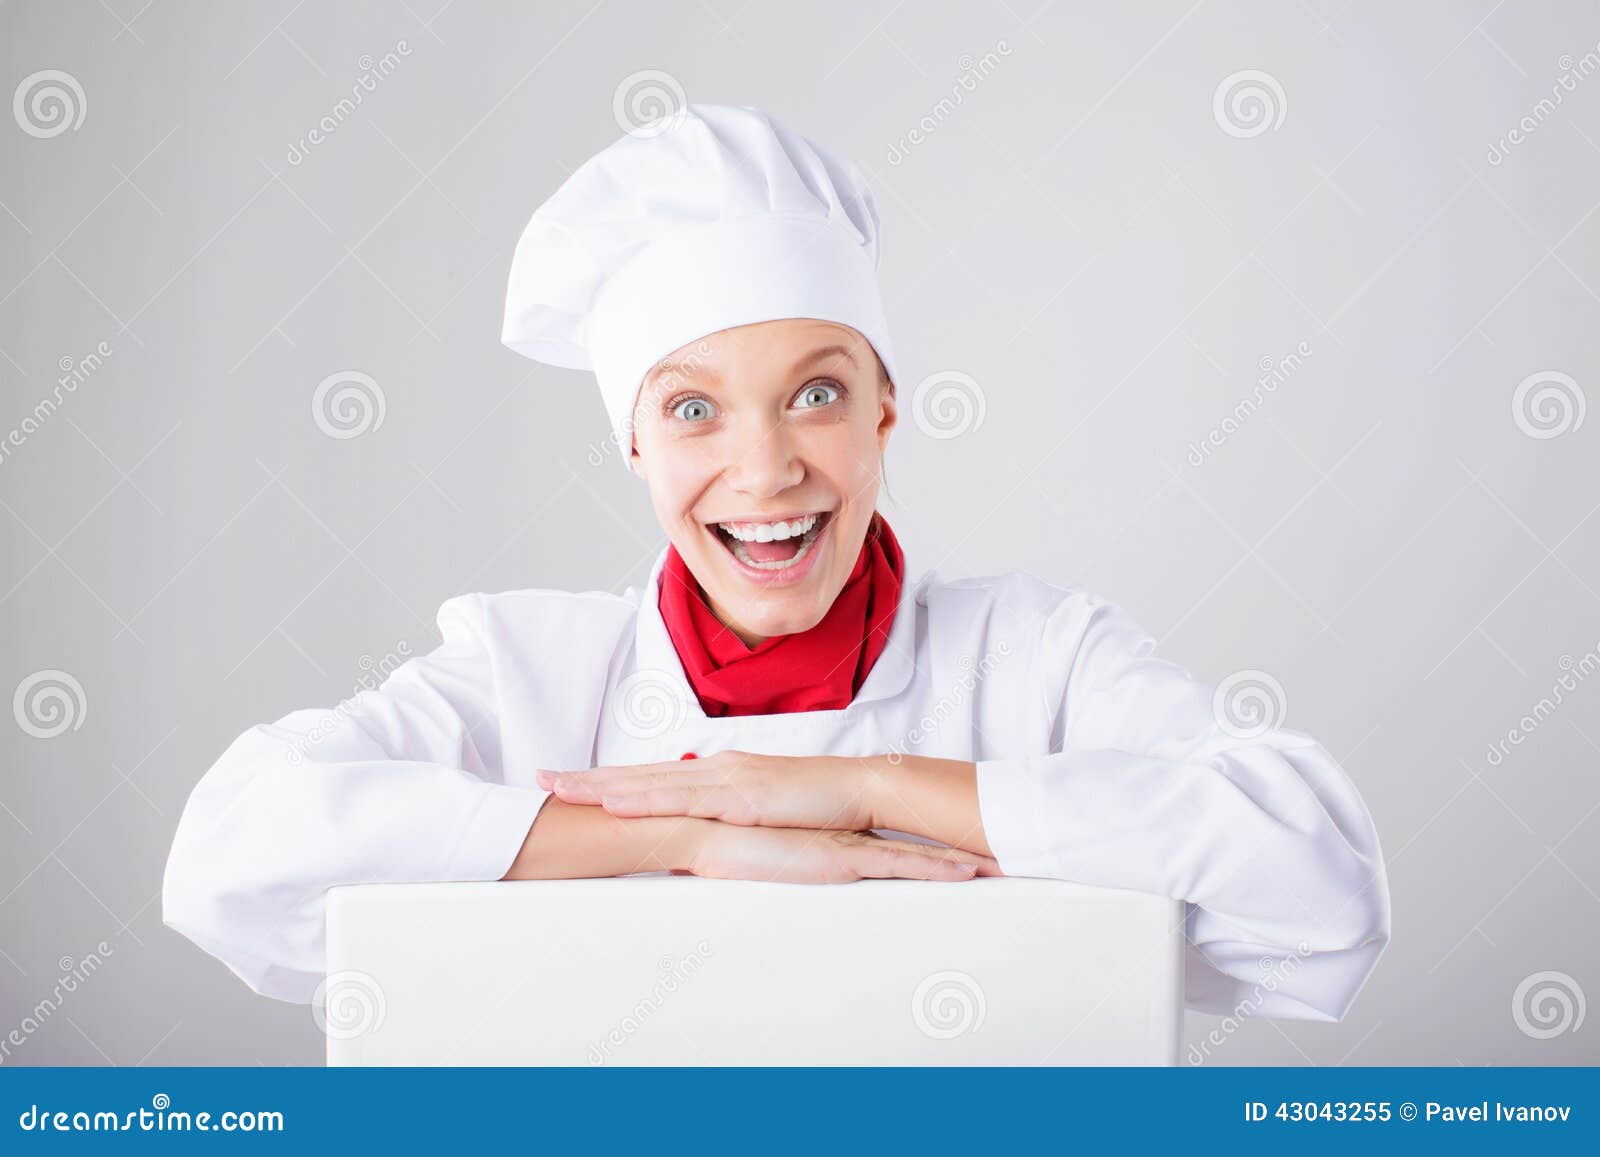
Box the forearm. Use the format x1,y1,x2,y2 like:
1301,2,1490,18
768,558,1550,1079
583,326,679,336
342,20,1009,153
860,754,992,858
501,796,711,880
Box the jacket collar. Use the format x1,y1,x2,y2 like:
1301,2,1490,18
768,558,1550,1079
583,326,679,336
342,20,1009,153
631,541,923,715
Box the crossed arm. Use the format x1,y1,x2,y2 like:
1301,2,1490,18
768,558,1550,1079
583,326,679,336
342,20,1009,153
501,750,1000,884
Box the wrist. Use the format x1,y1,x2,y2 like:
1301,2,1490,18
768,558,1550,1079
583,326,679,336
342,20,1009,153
648,815,717,873
860,754,989,855
858,752,904,832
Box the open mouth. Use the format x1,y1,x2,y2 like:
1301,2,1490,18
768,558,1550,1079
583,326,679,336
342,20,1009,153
708,510,833,573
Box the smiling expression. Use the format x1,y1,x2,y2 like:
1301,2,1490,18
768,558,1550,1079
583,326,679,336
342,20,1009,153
630,319,896,646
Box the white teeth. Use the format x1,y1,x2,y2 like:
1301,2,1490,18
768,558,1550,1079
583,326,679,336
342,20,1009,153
715,513,820,542
726,530,822,570
711,512,829,570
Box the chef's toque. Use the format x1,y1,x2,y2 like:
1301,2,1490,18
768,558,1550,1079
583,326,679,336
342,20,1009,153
501,103,897,471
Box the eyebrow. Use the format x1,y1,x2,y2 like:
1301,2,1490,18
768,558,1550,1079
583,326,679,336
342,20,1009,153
789,343,863,375
651,341,863,384
649,356,720,387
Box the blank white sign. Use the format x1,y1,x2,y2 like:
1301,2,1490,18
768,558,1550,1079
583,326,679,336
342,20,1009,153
324,876,1184,1066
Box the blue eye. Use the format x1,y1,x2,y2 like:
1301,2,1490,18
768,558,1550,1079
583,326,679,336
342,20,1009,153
671,396,717,422
793,381,841,409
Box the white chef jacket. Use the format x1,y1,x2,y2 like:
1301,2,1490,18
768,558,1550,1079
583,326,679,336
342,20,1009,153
163,547,1390,1021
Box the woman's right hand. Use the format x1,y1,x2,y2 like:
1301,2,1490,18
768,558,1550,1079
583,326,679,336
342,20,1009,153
686,821,1000,884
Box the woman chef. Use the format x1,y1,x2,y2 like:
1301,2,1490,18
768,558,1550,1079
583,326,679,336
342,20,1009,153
163,105,1390,1022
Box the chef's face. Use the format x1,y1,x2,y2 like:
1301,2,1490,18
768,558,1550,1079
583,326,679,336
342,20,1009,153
631,319,896,645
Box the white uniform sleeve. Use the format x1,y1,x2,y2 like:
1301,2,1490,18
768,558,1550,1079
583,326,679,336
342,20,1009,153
975,595,1390,1022
162,594,548,1003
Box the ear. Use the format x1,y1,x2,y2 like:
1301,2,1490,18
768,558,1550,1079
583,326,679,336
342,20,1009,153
629,442,648,480
875,378,898,454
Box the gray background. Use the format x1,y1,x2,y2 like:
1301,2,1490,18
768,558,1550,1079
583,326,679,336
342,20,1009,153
2,0,1598,1066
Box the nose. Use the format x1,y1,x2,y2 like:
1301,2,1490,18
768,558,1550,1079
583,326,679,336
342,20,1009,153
725,414,803,498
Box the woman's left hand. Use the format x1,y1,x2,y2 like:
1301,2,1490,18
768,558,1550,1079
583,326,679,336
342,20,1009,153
536,749,878,832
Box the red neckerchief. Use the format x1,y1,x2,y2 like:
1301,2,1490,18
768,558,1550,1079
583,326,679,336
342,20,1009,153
657,514,905,717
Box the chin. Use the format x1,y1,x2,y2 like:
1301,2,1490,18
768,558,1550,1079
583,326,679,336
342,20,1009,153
693,573,830,637
737,597,829,639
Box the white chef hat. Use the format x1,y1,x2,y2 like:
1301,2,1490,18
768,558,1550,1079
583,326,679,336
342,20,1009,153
501,103,897,471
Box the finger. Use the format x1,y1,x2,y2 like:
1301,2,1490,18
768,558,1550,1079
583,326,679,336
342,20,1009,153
925,846,1002,875
585,761,678,779
541,765,706,800
598,786,692,818
604,780,771,825
872,837,999,875
544,761,698,792
599,785,740,821
853,844,979,882
614,767,720,792
547,768,652,793
870,838,995,878
539,774,607,804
